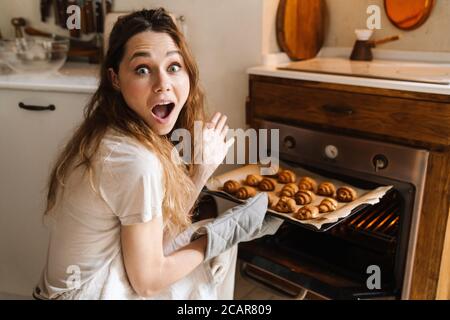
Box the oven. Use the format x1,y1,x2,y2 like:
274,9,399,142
232,119,429,300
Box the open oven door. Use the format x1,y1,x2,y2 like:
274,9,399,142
238,228,401,300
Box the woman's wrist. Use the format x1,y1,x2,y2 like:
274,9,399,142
191,235,208,260
191,165,212,190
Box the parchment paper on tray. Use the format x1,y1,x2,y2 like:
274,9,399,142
206,163,393,231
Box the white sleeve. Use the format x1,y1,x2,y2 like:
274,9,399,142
99,143,164,225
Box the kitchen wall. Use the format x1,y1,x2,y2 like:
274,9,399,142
262,0,450,54
323,0,450,53
2,0,449,53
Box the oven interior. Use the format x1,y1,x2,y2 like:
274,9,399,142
238,162,415,300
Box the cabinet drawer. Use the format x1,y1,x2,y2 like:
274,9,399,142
251,80,450,146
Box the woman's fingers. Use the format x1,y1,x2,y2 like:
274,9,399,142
215,114,227,133
207,112,221,129
220,125,229,138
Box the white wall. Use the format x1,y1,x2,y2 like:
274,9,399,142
323,0,450,52
262,0,280,54
262,0,450,54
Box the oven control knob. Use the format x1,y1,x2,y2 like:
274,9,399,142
325,145,339,159
283,136,296,149
373,154,389,172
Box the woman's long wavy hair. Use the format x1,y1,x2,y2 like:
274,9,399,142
45,8,205,235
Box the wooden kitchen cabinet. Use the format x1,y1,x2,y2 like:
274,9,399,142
250,77,450,148
246,75,450,300
248,75,450,150
0,88,89,296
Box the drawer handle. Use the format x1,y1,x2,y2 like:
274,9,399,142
322,104,353,116
19,102,56,111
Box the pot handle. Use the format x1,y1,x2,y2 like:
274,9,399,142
369,35,400,47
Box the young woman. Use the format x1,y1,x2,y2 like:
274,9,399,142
33,8,275,300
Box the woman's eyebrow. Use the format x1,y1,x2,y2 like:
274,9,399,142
129,50,181,61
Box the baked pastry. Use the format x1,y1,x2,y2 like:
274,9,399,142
298,177,317,192
235,186,257,200
294,190,316,205
317,182,336,197
268,193,278,209
280,183,299,197
336,186,358,202
246,174,263,187
318,198,338,213
223,180,240,194
259,178,277,191
295,205,320,220
277,170,296,184
273,196,297,213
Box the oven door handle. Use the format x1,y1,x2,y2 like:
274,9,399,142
322,104,354,116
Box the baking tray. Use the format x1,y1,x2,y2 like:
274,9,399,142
205,163,393,232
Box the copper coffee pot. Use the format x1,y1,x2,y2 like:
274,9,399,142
350,29,400,61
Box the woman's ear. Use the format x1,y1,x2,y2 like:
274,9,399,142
108,68,121,91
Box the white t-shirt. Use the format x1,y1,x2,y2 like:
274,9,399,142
36,128,236,300
38,128,164,299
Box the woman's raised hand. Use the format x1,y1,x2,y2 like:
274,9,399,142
193,112,235,186
203,112,235,164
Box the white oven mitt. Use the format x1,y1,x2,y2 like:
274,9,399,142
190,193,284,261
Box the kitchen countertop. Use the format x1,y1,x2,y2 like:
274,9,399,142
0,62,99,93
250,51,450,96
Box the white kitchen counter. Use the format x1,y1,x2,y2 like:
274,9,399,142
250,50,450,96
248,64,450,96
0,62,99,93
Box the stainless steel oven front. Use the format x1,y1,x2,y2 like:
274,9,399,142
233,120,429,300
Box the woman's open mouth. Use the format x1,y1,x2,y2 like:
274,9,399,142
151,102,175,123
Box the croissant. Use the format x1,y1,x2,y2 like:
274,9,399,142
235,186,257,200
294,205,320,220
273,196,297,213
246,174,263,187
336,186,357,202
317,182,336,197
294,190,316,205
298,177,317,192
280,183,299,197
223,180,240,194
259,178,277,191
318,198,338,213
277,170,297,184
268,193,279,209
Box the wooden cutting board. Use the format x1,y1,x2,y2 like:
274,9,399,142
276,0,325,61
